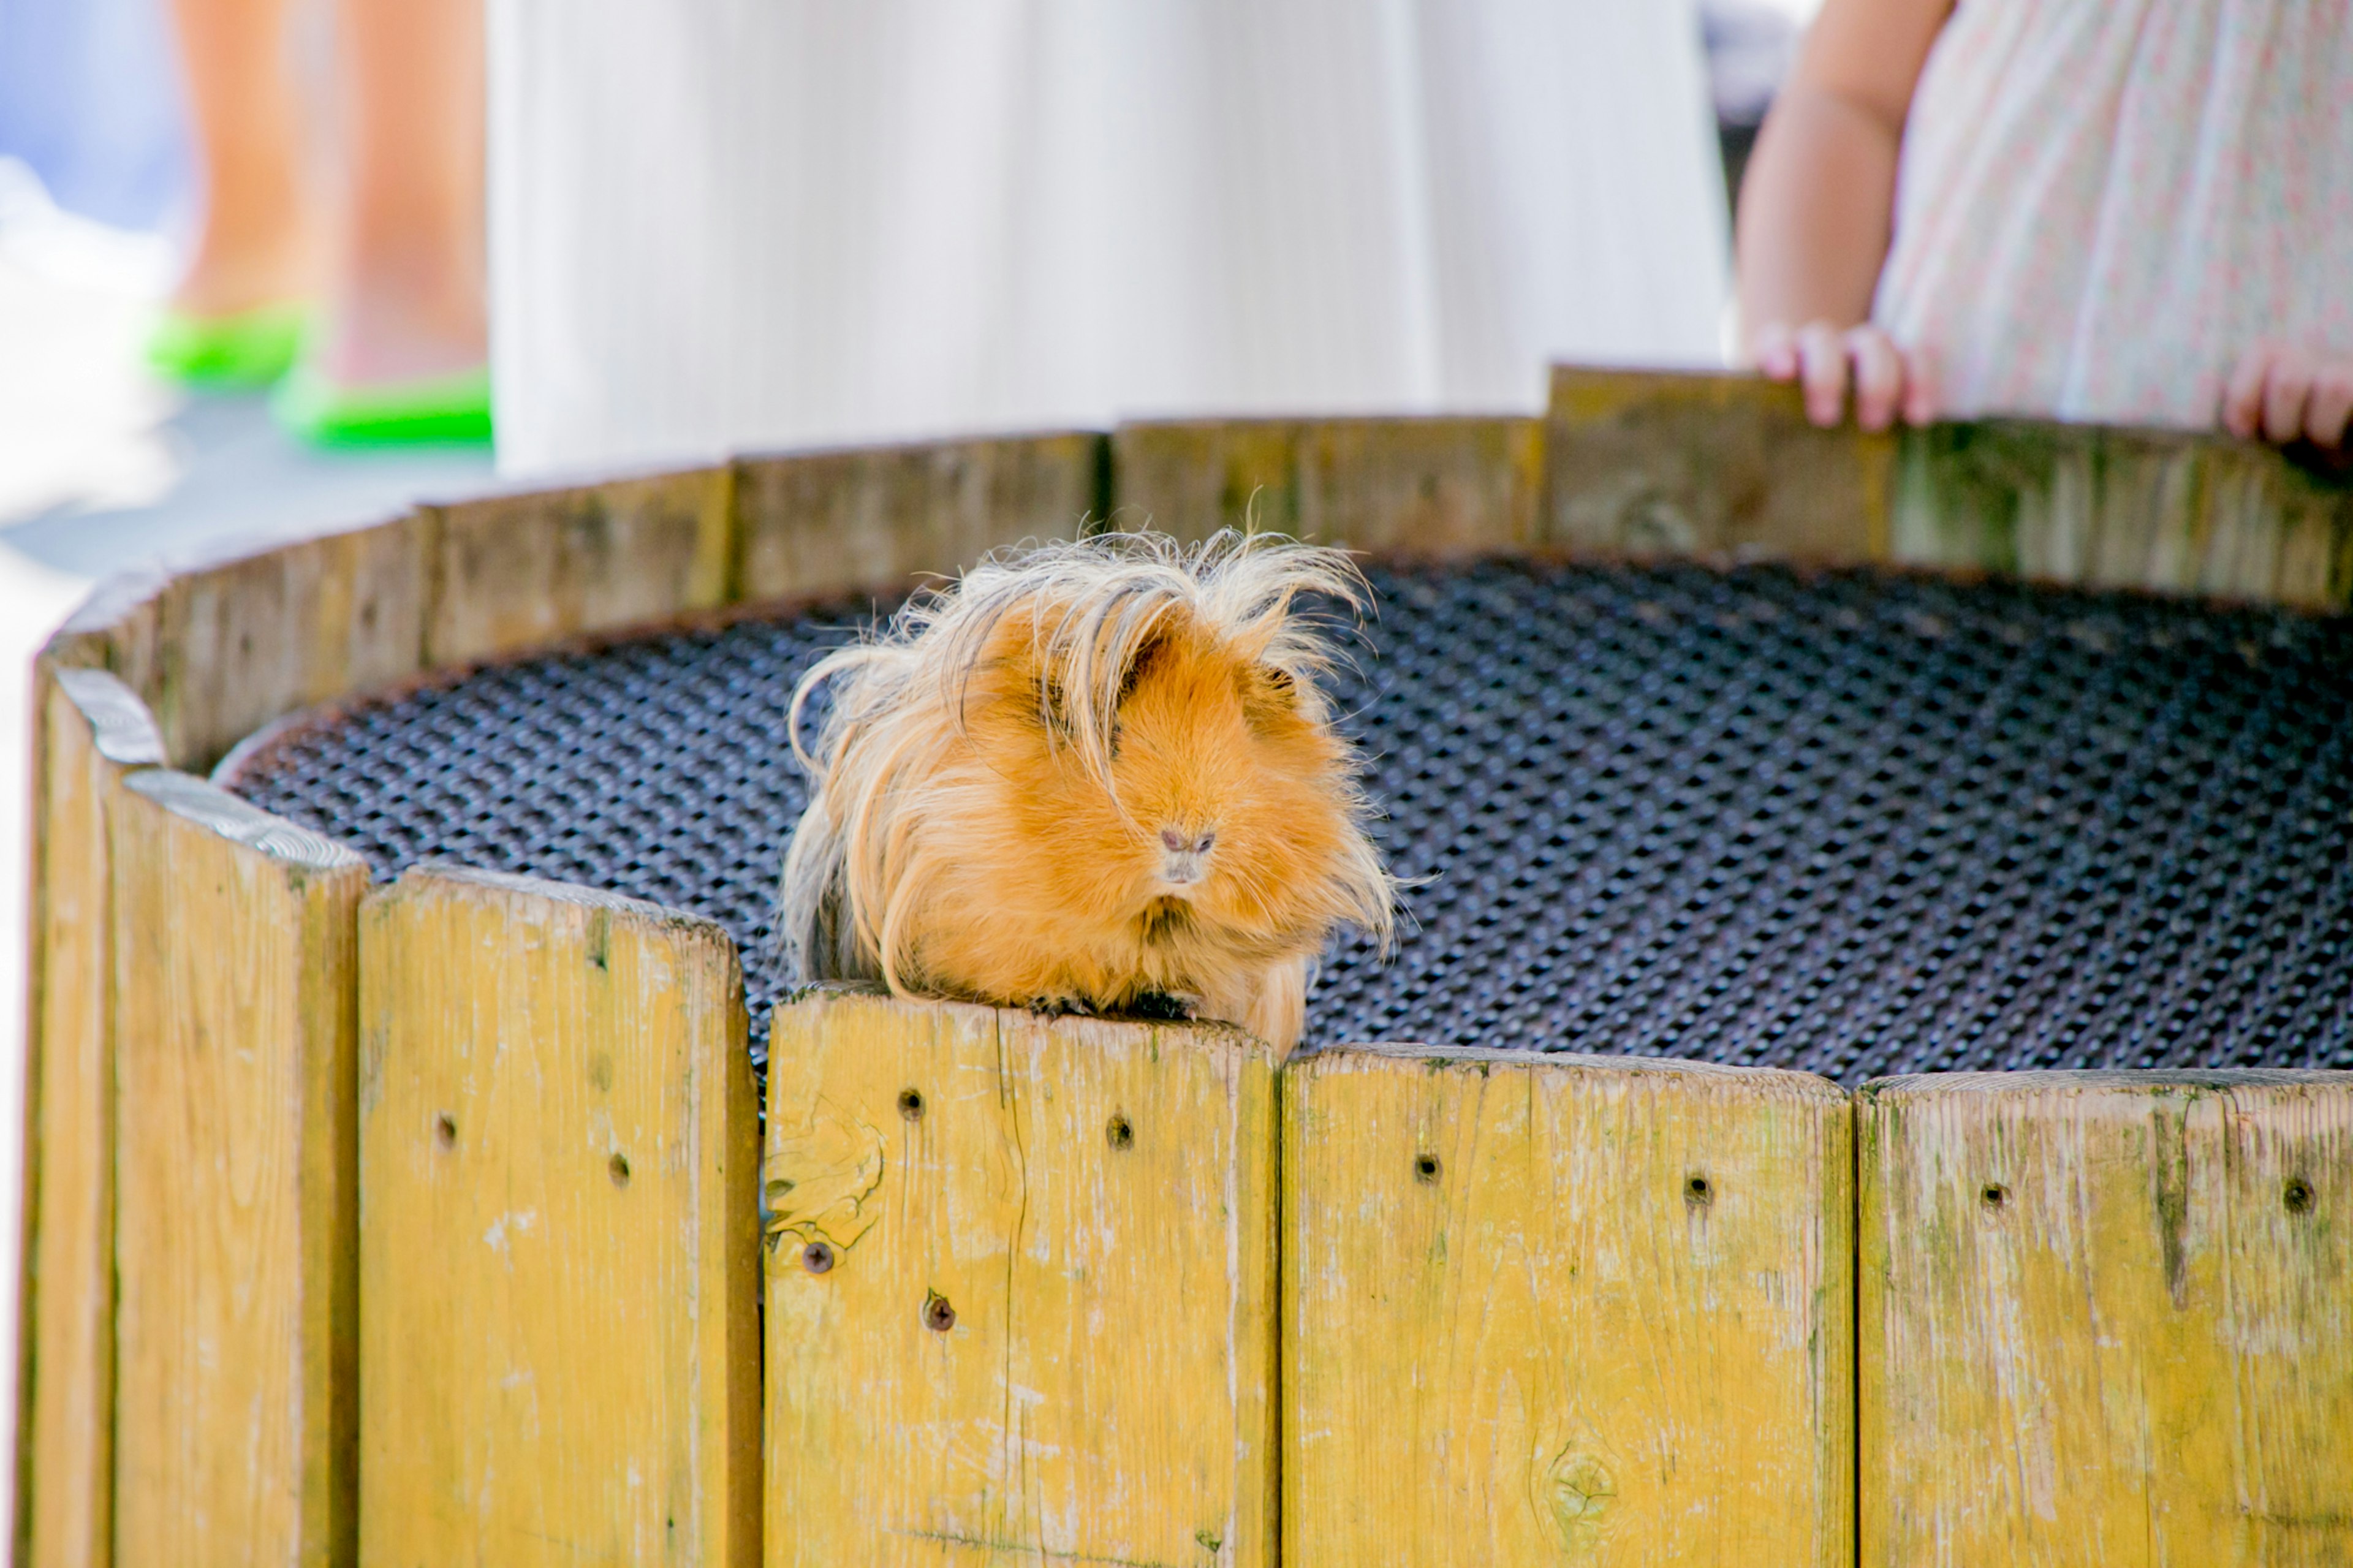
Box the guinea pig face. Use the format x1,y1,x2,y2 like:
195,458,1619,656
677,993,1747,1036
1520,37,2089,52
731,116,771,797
971,607,1362,948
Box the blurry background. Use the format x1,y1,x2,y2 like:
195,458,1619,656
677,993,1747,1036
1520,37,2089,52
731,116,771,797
0,0,1814,1534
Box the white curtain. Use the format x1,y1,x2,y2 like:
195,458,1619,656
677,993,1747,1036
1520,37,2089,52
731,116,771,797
488,0,1730,477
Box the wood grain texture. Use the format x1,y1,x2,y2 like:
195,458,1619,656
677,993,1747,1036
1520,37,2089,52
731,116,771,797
1545,366,1895,566
1111,416,1542,555
108,770,368,1568
16,669,165,1568
358,863,760,1567
150,513,433,770
1286,1042,1853,1568
735,434,1104,603
1860,1070,2353,1568
43,566,169,707
1890,422,2353,610
764,988,1279,1568
425,466,735,667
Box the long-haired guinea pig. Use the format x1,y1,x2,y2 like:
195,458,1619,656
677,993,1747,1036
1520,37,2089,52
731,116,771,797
775,528,1394,1055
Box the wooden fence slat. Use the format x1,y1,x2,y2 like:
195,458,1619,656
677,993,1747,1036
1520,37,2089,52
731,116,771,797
1889,424,2353,610
16,670,165,1568
763,988,1279,1567
1110,415,1542,555
425,466,735,667
108,770,368,1568
152,513,433,771
44,567,169,711
1860,1070,2353,1568
1285,1043,1853,1567
734,434,1105,604
1545,366,1895,566
358,864,760,1567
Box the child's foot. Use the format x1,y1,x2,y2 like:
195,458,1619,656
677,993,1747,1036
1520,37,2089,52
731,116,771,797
270,361,491,447
147,300,312,389
275,269,492,447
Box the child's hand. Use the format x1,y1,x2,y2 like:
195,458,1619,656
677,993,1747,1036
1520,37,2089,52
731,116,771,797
1749,320,1934,433
2222,347,2353,450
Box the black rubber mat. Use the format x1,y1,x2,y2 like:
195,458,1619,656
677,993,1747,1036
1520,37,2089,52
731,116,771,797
225,559,2353,1083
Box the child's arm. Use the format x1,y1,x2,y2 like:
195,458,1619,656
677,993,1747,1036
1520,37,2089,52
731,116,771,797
1733,0,1953,430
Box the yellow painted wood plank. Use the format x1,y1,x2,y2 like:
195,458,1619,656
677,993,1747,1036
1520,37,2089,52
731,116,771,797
151,513,433,771
16,668,164,1568
1887,421,2353,610
1286,1042,1853,1567
1860,1070,2353,1568
1112,416,1540,555
735,434,1104,603
358,863,760,1567
425,466,735,666
108,770,368,1568
763,988,1278,1567
44,566,169,711
1545,366,1895,566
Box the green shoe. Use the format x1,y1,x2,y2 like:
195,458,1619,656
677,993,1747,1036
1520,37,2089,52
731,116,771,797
146,301,310,388
271,361,493,448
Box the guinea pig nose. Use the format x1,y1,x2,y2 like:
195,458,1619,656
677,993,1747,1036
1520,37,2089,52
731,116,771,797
1160,827,1216,855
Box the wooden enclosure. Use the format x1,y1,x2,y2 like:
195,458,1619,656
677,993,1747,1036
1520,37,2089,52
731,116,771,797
18,370,2353,1567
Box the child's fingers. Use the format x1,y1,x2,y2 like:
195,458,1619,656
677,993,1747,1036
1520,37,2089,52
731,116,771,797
2262,354,2316,445
2221,347,2275,440
1901,342,1940,425
2308,368,2353,449
1750,322,1800,379
1797,322,1849,426
1847,328,1904,433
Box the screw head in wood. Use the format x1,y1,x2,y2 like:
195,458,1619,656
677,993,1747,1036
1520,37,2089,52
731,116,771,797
923,1292,955,1332
801,1241,835,1274
2284,1176,2314,1214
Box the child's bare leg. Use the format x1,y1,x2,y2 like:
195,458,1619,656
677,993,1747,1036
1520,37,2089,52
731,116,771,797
320,0,485,384
166,0,314,317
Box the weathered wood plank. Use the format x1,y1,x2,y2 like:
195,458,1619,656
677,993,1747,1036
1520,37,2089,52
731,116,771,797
15,669,165,1568
1112,416,1542,555
1889,424,2353,610
150,512,433,771
425,466,735,667
1860,1070,2353,1568
1286,1042,1853,1567
109,770,368,1568
1545,366,1895,565
735,434,1104,603
358,864,760,1567
763,988,1279,1567
43,567,168,706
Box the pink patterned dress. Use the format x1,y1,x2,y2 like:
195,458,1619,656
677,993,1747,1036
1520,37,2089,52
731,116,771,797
1873,0,2353,429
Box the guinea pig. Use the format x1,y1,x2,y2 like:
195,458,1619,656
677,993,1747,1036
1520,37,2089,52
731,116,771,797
775,528,1395,1055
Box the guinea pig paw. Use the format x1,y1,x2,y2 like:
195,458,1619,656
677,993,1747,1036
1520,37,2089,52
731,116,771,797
1121,991,1196,1023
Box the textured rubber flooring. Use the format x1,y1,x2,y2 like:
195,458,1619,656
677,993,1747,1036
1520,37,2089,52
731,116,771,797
226,558,2353,1082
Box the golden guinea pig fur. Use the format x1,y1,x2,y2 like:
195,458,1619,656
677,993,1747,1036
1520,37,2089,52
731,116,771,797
776,529,1395,1055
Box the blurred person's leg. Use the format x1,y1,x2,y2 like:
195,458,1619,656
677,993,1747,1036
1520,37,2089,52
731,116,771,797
154,0,313,381
272,0,490,442
320,0,485,385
